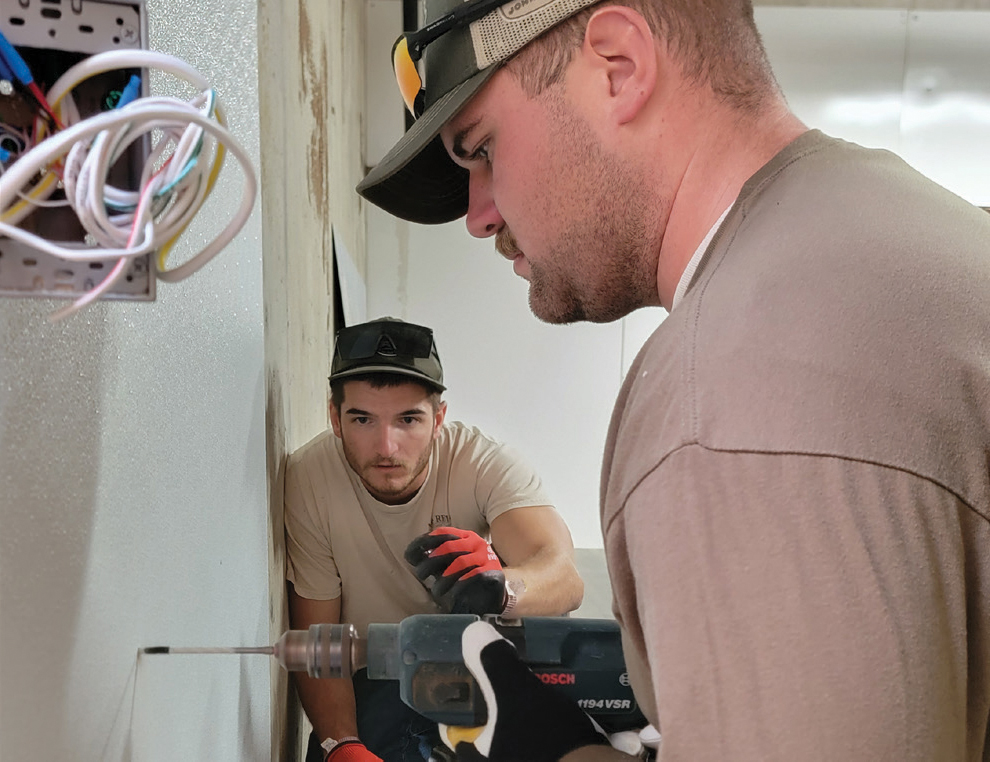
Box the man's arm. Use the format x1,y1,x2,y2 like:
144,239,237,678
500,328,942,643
489,504,583,617
287,584,359,744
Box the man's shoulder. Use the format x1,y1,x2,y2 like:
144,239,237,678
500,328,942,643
286,429,336,472
438,420,501,451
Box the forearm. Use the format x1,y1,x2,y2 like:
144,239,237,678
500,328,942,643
504,544,583,617
294,673,359,743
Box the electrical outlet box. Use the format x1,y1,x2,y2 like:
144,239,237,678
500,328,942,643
0,0,152,301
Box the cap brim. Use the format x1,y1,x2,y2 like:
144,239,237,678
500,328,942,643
328,365,446,392
356,66,500,225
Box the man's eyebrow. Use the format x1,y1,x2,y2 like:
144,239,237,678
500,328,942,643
398,408,428,417
344,407,372,416
451,118,482,160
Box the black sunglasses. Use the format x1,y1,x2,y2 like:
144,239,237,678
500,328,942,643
334,322,436,361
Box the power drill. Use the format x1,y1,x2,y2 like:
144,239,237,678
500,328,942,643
274,613,645,732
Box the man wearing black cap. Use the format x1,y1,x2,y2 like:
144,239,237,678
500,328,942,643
284,317,583,762
356,1,990,761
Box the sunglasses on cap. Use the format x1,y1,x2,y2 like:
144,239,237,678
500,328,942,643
334,321,436,361
392,0,506,117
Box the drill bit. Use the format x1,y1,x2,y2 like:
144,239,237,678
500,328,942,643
140,623,363,678
142,645,274,655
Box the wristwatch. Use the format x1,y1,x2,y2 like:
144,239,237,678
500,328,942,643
501,578,525,618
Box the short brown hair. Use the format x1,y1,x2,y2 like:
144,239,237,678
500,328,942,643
330,372,443,413
507,0,779,113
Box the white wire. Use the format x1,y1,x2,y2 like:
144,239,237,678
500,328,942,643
0,50,257,320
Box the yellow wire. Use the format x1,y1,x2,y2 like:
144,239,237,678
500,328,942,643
0,88,71,222
3,69,229,277
156,106,228,273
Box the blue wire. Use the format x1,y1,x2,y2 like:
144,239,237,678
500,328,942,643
0,147,9,163
0,49,13,83
0,29,34,85
116,74,142,109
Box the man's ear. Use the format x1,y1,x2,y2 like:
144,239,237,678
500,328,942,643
583,5,657,125
434,401,448,434
329,400,342,437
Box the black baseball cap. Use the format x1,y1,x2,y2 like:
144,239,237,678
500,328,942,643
329,317,446,392
356,0,601,225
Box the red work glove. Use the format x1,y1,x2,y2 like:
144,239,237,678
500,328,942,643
441,621,611,761
405,527,507,615
325,740,382,762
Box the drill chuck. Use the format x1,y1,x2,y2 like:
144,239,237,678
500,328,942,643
271,623,367,679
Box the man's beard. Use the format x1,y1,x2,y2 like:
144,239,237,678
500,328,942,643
496,107,660,325
345,439,433,504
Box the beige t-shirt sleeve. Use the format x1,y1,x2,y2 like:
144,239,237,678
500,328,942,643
284,442,342,601
457,427,553,524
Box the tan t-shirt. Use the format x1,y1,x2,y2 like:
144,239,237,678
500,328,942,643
285,420,551,635
603,131,990,759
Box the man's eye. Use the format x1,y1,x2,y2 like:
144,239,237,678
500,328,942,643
471,142,490,163
352,416,370,425
401,416,420,425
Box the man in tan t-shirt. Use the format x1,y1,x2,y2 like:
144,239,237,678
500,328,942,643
285,317,583,762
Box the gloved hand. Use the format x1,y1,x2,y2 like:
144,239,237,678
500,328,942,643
405,527,506,615
325,740,383,762
440,621,610,761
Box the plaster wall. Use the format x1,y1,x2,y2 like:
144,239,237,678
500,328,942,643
0,0,270,759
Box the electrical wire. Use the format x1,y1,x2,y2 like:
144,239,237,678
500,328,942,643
0,49,257,320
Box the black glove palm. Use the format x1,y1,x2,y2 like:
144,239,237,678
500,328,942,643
441,622,611,761
405,528,506,615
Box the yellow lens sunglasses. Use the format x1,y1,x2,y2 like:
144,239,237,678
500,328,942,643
392,0,506,117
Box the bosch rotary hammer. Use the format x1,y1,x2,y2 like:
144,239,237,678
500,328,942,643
282,613,645,733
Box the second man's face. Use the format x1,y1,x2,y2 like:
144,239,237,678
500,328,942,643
440,67,660,325
331,379,446,505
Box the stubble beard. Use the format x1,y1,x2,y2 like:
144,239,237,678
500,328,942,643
505,99,661,325
345,438,434,504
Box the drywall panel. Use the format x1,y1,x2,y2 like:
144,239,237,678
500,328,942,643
900,11,990,205
757,8,909,151
0,0,268,759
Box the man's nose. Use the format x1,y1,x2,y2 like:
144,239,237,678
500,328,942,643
377,426,399,456
465,171,503,238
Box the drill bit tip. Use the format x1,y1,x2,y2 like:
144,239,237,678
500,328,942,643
142,646,170,654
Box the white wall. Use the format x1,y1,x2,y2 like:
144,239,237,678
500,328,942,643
0,1,269,760
364,8,990,551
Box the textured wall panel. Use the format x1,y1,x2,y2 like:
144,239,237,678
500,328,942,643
0,0,268,759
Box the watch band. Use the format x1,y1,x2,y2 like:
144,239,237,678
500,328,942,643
322,736,361,759
501,578,524,618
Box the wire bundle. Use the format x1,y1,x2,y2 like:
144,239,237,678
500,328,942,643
0,47,257,320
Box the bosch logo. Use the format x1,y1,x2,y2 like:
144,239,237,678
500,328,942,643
619,672,631,687
534,672,576,685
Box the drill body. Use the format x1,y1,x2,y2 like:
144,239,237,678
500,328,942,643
363,614,645,732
